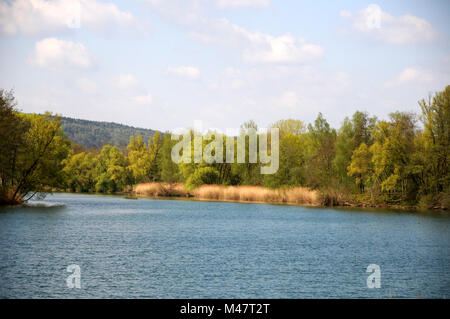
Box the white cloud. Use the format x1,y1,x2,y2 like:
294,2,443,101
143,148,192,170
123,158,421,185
0,0,137,36
133,93,153,104
221,67,247,89
190,18,324,64
384,67,433,88
30,37,94,70
243,33,324,64
215,0,270,9
278,91,300,109
76,78,97,94
141,1,323,64
115,74,140,89
166,66,200,79
341,4,437,45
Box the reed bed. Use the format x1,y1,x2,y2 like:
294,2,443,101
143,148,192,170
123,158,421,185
134,183,319,206
134,182,187,197
192,185,319,205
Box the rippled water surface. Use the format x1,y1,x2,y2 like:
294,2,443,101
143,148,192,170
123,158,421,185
0,193,449,298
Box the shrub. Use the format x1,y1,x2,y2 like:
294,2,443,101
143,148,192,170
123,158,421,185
185,167,220,191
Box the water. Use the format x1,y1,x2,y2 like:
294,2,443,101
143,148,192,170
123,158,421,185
0,193,449,298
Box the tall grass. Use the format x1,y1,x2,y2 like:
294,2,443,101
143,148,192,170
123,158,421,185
191,185,320,205
134,183,319,206
134,182,187,197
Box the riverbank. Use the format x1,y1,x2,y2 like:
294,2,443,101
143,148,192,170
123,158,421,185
2,184,446,212
134,183,320,206
132,182,448,211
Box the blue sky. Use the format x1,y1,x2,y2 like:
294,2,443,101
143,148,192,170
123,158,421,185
0,0,449,132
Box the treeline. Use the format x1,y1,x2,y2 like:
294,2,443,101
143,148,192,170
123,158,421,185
60,116,156,149
1,86,448,209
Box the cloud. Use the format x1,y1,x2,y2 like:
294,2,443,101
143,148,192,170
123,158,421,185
278,91,300,109
133,93,153,104
384,67,433,88
0,0,137,36
166,66,200,79
76,78,97,94
190,18,325,64
29,37,94,70
141,1,323,64
114,74,140,89
215,0,270,9
341,4,437,44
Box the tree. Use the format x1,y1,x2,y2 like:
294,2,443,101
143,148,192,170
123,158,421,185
127,135,151,183
418,86,450,195
272,119,305,138
264,133,305,188
148,131,162,181
370,112,418,200
95,145,130,193
305,113,337,188
159,133,181,183
334,111,377,188
0,92,70,204
0,90,29,202
347,143,372,193
232,121,262,185
185,167,220,191
62,151,97,192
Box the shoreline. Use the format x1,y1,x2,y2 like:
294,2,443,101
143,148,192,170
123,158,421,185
131,193,435,212
2,190,447,213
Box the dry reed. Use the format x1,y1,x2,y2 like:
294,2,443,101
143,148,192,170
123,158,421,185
134,182,319,206
134,182,187,197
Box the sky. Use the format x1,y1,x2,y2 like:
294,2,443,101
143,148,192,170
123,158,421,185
0,0,449,132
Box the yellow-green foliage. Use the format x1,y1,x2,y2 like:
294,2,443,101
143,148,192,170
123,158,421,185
2,86,448,208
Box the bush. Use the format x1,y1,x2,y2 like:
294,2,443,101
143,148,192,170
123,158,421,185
185,167,220,191
318,188,344,206
419,191,450,210
418,194,435,211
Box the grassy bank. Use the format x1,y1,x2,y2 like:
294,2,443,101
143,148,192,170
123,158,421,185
133,182,449,211
134,182,320,206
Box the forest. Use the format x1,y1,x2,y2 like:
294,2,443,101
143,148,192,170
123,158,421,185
0,86,449,209
60,116,156,149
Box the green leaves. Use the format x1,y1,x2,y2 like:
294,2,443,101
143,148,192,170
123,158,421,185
0,92,71,204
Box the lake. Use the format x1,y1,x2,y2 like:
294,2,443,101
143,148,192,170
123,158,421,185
0,193,449,298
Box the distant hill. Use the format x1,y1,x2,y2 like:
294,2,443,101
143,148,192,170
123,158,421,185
60,117,157,149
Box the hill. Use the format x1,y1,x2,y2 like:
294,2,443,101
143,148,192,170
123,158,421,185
60,116,157,149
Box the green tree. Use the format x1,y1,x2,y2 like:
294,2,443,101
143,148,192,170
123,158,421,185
418,86,450,195
159,133,181,183
347,143,372,193
370,112,418,200
0,99,70,204
334,111,377,188
148,131,162,181
95,145,130,193
272,119,305,138
264,133,305,188
127,135,151,183
305,113,337,188
185,166,220,191
62,151,97,192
